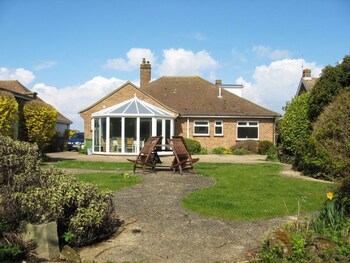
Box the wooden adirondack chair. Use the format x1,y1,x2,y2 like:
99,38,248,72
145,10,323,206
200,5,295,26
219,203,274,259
168,137,199,174
127,136,162,173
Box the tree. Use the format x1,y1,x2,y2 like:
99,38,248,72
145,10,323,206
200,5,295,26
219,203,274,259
312,91,350,179
308,55,350,122
23,100,57,151
0,91,19,138
278,93,311,161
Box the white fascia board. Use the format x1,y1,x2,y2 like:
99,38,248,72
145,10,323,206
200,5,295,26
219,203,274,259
179,115,277,119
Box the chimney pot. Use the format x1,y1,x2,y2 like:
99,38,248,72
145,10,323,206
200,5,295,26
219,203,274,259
303,69,311,79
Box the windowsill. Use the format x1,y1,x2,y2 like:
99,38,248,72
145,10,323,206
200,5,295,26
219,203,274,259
193,134,210,137
214,135,224,137
236,138,259,141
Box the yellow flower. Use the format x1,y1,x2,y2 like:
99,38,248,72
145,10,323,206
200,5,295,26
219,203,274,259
326,192,333,200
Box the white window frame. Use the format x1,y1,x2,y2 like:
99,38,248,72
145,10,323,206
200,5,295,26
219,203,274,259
236,121,259,140
193,120,210,136
214,120,223,136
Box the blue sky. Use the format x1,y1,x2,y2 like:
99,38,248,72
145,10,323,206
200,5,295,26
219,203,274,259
1,0,349,130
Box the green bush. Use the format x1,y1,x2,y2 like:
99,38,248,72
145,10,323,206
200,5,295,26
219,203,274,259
278,93,311,162
266,147,279,162
184,138,202,154
308,55,350,122
0,135,120,248
230,140,258,154
211,147,226,154
293,92,350,181
258,140,274,154
292,138,327,179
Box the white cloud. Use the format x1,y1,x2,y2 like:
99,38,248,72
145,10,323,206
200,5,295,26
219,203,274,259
0,67,35,85
189,32,206,41
252,45,291,60
33,76,126,130
238,58,322,114
104,48,156,71
34,60,57,71
157,48,218,76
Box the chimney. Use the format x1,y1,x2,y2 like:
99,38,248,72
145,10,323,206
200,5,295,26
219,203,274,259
140,58,151,88
302,69,312,80
215,79,222,98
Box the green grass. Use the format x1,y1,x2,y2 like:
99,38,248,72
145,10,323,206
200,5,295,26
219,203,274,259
73,172,142,191
48,160,330,220
51,160,131,171
182,163,330,220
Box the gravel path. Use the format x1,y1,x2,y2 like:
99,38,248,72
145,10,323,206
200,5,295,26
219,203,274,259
78,171,291,263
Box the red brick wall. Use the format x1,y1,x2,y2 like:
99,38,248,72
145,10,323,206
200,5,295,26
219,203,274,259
175,117,275,150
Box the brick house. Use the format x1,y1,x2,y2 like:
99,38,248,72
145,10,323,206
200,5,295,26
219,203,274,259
79,59,279,155
295,69,318,97
0,80,72,140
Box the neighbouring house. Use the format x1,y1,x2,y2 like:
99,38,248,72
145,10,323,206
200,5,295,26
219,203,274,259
79,59,279,155
0,80,72,140
295,69,318,97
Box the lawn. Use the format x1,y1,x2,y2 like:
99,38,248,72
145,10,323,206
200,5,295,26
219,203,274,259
182,163,330,220
73,172,142,191
50,160,330,220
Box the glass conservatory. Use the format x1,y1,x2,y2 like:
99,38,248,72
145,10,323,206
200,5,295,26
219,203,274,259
91,96,175,155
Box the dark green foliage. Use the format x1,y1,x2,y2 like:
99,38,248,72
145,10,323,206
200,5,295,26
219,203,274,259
312,91,350,179
294,92,350,180
231,140,258,153
336,177,350,216
308,55,350,122
266,146,279,162
293,138,332,179
184,138,202,154
278,93,311,161
0,135,120,250
258,140,274,154
211,147,226,154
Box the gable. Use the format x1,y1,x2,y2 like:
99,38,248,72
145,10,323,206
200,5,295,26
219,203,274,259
79,81,178,117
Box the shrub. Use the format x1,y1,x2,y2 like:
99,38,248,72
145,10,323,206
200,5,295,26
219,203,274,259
0,91,18,138
230,140,258,154
308,55,350,122
294,92,350,180
184,138,202,154
293,138,331,180
0,135,40,187
0,135,120,248
266,146,279,162
211,147,226,154
258,140,274,154
278,93,311,161
232,148,250,155
23,100,57,151
311,91,350,179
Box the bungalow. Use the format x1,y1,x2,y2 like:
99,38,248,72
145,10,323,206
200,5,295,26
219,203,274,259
0,80,72,140
79,59,279,155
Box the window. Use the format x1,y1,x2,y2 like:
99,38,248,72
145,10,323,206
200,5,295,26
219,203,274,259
214,121,223,136
194,120,209,136
237,121,259,140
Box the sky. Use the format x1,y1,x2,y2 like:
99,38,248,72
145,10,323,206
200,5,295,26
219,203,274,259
0,0,349,130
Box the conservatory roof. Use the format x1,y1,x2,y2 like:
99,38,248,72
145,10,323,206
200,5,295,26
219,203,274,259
92,96,174,118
